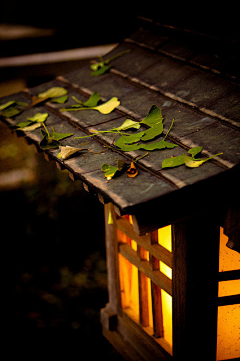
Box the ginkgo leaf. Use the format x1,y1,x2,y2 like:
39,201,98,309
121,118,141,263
57,145,88,160
39,127,73,150
101,164,119,179
0,100,16,111
49,130,73,141
140,105,163,127
115,119,141,131
50,95,68,104
90,65,111,76
162,155,185,168
92,97,120,114
139,139,178,151
38,87,68,99
188,146,203,158
27,112,49,123
141,123,164,141
83,91,101,107
1,107,20,117
90,49,130,76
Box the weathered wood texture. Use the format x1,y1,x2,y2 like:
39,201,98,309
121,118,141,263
1,16,239,230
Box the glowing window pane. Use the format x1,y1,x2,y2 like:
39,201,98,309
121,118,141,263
218,280,240,297
158,225,172,252
219,227,240,272
119,254,139,317
161,289,172,348
160,261,172,280
217,304,240,360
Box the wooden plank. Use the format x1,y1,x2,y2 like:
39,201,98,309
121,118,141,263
217,294,240,306
104,203,121,314
138,246,150,327
172,215,220,360
117,217,172,268
119,243,172,296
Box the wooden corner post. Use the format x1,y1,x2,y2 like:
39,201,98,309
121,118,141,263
172,214,220,360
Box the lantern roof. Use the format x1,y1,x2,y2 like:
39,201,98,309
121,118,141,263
1,16,239,229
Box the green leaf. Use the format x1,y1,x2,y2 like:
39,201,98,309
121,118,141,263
49,130,73,141
18,123,42,132
50,95,68,104
141,123,164,141
183,154,207,168
1,107,20,117
115,119,141,131
139,139,178,151
140,105,163,127
114,131,145,151
27,112,49,123
38,87,68,99
188,146,203,158
183,152,223,168
92,97,120,114
57,145,88,160
83,91,101,107
90,65,111,76
101,164,119,179
0,100,16,111
162,155,185,168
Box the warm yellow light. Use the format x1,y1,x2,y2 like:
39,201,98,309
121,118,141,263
160,261,172,279
161,290,172,348
218,280,240,297
119,254,139,317
219,227,240,272
158,225,172,252
217,227,240,360
217,304,240,360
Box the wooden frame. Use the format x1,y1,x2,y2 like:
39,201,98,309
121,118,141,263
101,203,240,361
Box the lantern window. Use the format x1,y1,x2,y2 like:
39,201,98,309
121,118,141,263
117,212,173,355
217,227,240,361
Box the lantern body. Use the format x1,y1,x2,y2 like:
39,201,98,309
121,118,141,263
101,204,240,361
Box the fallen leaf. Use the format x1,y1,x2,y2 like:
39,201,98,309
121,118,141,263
140,105,163,127
90,49,130,76
162,155,185,168
50,95,68,104
127,161,138,177
101,164,119,179
83,91,101,107
39,127,73,150
57,145,88,160
38,87,68,99
115,119,141,131
92,97,120,114
0,100,16,111
27,112,49,123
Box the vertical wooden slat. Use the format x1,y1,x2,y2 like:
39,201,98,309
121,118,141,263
104,203,121,315
138,246,149,327
172,214,220,360
151,230,164,338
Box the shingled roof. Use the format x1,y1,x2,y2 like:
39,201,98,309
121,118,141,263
1,16,239,231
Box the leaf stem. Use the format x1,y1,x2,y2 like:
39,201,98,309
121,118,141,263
104,49,131,64
42,122,50,137
163,119,174,141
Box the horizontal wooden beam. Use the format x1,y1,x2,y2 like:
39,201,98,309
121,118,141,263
217,294,240,306
116,217,172,268
119,243,172,296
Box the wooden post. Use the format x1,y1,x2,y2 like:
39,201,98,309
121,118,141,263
172,214,220,360
104,203,121,315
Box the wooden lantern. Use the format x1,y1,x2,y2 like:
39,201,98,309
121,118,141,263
0,10,239,361
101,203,240,361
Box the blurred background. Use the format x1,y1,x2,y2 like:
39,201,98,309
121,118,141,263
0,2,238,358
